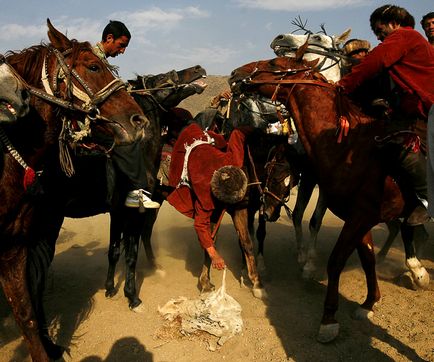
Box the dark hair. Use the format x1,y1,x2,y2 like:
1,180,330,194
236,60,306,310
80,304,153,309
102,20,131,41
421,12,434,27
370,4,415,31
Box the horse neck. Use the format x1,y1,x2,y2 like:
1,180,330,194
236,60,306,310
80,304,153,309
280,84,378,167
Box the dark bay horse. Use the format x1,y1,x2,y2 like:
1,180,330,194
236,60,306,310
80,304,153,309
1,19,147,361
104,66,207,310
229,54,430,343
0,55,29,122
38,65,206,313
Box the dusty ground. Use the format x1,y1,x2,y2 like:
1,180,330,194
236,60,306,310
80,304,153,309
1,76,434,362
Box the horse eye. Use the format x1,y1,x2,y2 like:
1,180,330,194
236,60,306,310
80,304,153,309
88,64,100,72
284,176,291,187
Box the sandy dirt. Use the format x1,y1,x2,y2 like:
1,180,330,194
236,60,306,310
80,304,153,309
1,76,434,362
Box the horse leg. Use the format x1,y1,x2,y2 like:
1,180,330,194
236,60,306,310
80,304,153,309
400,224,430,289
255,213,267,276
413,225,429,259
352,231,381,319
302,188,327,279
293,172,316,267
122,231,143,310
232,208,266,299
105,213,123,298
317,221,372,343
199,249,214,293
141,209,165,275
0,245,49,362
377,219,401,262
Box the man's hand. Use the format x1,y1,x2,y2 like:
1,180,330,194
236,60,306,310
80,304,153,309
206,246,226,270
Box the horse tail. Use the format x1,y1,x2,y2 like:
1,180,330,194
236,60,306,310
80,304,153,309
26,238,54,329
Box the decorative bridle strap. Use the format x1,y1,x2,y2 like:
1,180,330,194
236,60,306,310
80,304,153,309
247,78,336,89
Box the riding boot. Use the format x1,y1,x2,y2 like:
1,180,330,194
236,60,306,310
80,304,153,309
399,150,430,225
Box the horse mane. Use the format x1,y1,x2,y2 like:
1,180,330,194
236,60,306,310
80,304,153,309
5,40,92,86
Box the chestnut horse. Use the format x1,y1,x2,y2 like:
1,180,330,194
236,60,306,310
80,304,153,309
229,54,430,343
0,55,29,122
1,19,147,361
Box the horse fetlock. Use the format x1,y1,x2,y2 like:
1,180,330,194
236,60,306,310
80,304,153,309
302,261,316,279
405,257,422,270
256,254,267,275
317,323,340,343
297,249,308,266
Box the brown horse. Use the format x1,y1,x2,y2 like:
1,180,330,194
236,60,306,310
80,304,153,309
1,19,147,361
229,54,430,343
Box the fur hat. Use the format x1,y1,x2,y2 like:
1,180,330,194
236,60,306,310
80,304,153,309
343,39,371,56
211,166,248,204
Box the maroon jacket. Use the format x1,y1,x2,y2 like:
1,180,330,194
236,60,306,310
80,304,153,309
339,27,434,119
167,123,246,249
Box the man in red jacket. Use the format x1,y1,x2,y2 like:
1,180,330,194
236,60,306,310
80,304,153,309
338,4,434,225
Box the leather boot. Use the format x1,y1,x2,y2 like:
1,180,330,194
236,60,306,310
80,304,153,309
400,150,430,225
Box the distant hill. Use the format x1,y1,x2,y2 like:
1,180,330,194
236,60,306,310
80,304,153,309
178,75,229,117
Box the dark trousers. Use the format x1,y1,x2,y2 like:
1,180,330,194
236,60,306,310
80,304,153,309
111,141,148,191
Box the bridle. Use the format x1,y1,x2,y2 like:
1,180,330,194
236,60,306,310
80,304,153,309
4,44,132,178
33,47,126,127
261,147,293,219
128,73,202,113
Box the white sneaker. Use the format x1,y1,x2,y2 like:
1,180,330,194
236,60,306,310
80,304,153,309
124,189,160,209
139,189,160,209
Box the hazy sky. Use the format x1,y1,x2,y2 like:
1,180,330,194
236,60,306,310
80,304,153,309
0,0,432,79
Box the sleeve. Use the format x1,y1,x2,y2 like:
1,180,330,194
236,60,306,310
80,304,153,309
338,31,407,94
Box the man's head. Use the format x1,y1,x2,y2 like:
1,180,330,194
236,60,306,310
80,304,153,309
101,20,131,58
343,39,371,60
421,12,434,44
369,5,415,41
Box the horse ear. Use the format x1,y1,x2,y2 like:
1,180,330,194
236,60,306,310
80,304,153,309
295,39,309,62
46,18,72,51
334,28,352,46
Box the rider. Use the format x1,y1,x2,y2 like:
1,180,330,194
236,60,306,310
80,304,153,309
421,12,434,46
93,20,160,209
341,38,371,76
338,4,434,225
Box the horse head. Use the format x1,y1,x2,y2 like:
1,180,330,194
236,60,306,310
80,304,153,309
6,19,147,149
128,65,207,110
270,27,351,82
261,141,298,222
0,55,30,122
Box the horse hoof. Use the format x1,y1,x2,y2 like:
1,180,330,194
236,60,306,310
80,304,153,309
105,288,117,298
301,267,315,280
200,283,215,293
155,267,166,278
317,323,339,343
130,303,146,313
352,307,374,320
252,287,268,300
410,267,430,289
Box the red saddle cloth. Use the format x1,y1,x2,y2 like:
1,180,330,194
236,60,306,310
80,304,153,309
167,123,246,248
